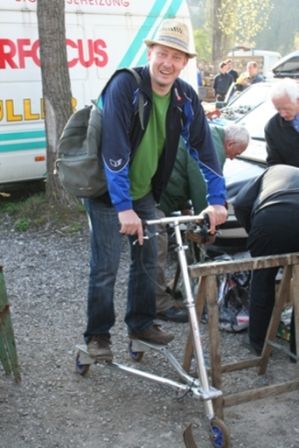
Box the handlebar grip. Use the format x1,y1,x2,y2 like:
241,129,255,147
202,213,210,229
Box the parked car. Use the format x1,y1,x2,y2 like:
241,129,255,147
216,50,299,111
218,81,275,122
272,50,299,78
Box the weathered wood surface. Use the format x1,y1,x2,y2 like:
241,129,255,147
189,252,299,277
0,266,21,382
184,253,299,418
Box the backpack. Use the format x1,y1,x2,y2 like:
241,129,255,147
55,68,143,199
218,270,251,333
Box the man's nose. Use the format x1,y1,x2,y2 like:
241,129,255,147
163,57,172,66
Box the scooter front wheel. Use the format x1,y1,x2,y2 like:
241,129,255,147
209,417,230,448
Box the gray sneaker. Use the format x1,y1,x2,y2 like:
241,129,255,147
87,335,113,362
129,324,174,345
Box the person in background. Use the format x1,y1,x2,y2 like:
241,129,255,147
246,61,264,84
83,19,227,362
235,71,250,92
213,61,234,101
225,58,239,82
233,164,298,359
197,62,203,88
235,61,264,92
265,78,299,166
155,124,250,322
197,62,208,100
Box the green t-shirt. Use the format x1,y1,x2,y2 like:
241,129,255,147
129,92,170,200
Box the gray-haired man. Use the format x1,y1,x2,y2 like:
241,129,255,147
155,124,250,322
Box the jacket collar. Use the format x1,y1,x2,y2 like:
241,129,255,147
278,113,295,129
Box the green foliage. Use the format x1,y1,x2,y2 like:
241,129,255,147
194,27,212,60
1,201,20,215
217,0,272,47
0,192,86,233
15,218,30,232
255,0,299,54
189,0,298,64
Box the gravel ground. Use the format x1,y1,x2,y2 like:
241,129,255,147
0,218,299,448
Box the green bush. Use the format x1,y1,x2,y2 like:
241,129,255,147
0,191,86,233
15,218,30,232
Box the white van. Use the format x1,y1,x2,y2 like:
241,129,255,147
0,0,197,187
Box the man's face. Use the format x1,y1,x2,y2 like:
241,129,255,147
248,65,257,77
147,44,188,93
272,94,299,121
225,141,247,160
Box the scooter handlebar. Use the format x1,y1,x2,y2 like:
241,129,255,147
145,212,210,228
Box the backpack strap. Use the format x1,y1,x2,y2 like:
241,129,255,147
127,68,144,131
126,68,145,131
96,67,145,130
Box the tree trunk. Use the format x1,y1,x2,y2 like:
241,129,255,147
37,0,74,205
211,0,223,64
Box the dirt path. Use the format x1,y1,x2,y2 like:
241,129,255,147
0,227,298,448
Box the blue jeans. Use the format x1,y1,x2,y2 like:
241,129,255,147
83,193,157,341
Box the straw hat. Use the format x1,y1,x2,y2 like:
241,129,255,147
144,19,197,58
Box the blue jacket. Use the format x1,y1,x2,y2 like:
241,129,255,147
100,66,226,212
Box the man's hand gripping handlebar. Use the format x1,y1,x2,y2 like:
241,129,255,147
137,213,214,246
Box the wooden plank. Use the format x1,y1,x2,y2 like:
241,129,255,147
259,266,292,374
189,252,299,278
0,323,12,376
0,270,11,375
223,379,299,408
1,312,21,382
182,252,299,416
219,358,261,373
0,269,21,382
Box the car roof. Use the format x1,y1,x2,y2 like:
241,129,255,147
272,50,299,78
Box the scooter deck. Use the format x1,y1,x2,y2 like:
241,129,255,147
76,339,163,362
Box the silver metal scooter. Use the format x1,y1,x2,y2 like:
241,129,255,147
76,213,230,447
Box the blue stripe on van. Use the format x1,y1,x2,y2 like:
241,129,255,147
0,141,46,152
118,0,184,68
0,130,46,152
0,130,45,142
136,0,184,66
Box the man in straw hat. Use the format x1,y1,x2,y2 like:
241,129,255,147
83,19,228,361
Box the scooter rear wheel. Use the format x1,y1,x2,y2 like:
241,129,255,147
75,352,90,376
128,340,144,362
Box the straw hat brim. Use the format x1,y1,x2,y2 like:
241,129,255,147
144,38,197,58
